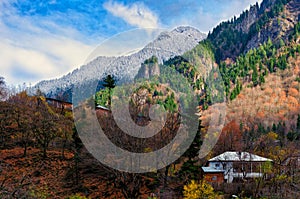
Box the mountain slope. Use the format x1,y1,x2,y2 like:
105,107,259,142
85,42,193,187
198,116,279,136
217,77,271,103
152,0,300,135
208,0,299,62
32,27,206,100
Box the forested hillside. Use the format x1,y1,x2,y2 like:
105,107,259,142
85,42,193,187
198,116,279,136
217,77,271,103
208,0,299,62
1,0,300,198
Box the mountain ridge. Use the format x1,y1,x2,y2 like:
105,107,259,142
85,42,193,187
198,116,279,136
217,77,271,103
31,26,206,100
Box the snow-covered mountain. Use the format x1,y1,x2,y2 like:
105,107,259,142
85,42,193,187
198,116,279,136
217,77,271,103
32,26,206,100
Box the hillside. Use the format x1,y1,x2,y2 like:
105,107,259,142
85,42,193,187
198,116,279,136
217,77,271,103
208,0,299,62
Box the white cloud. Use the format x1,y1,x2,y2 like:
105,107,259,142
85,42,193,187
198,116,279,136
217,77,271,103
0,4,95,86
169,7,216,33
0,33,94,86
219,0,263,22
168,0,263,33
103,1,159,29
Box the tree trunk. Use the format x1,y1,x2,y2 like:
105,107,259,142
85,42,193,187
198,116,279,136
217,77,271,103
164,164,170,188
74,151,79,186
23,142,27,157
42,143,47,159
62,139,66,159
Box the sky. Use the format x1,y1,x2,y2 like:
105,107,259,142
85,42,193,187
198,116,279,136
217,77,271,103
0,0,262,86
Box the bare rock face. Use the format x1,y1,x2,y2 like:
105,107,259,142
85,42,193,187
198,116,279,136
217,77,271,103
31,26,206,100
150,62,160,77
235,4,260,34
207,0,299,61
131,88,150,121
245,0,300,51
132,88,149,106
137,62,160,79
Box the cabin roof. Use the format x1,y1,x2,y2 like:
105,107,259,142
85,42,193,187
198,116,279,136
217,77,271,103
209,151,273,162
46,97,72,105
96,105,110,111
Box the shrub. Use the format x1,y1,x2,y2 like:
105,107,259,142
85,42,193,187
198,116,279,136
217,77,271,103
183,180,216,199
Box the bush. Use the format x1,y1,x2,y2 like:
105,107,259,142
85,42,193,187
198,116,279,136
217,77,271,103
183,180,216,199
66,194,89,199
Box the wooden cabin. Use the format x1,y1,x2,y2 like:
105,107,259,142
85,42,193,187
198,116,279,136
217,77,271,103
46,98,73,111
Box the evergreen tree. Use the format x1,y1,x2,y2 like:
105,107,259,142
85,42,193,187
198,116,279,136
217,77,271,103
252,66,258,86
259,73,265,84
102,75,116,90
0,76,7,100
102,75,117,107
179,120,204,180
297,114,300,131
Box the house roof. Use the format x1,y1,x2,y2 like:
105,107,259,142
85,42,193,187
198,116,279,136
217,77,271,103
209,151,273,162
46,97,72,105
202,167,224,173
96,105,110,111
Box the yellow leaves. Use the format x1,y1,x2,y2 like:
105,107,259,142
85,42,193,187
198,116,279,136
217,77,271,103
275,174,289,182
261,161,273,174
66,194,90,199
255,132,290,164
57,127,63,134
144,147,152,153
183,180,216,199
267,132,278,140
183,180,201,199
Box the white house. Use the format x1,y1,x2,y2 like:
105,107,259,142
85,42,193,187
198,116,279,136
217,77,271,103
202,151,273,183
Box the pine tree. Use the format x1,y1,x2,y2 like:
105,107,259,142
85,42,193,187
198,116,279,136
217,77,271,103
102,75,117,107
259,73,265,84
0,76,7,100
297,114,300,131
179,120,204,180
102,75,116,90
252,66,258,86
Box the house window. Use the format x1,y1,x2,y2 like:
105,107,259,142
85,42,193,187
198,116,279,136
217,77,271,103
215,163,220,168
212,176,217,181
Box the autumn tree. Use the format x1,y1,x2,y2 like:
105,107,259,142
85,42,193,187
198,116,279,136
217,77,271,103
215,120,243,154
0,101,14,148
9,91,36,156
105,171,144,199
33,94,60,158
0,77,9,147
287,114,300,141
54,92,74,159
59,112,74,159
71,127,83,186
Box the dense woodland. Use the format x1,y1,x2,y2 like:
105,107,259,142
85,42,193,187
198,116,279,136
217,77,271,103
1,0,300,198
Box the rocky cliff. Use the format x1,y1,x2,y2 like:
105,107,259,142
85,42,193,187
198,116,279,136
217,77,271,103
208,0,300,62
